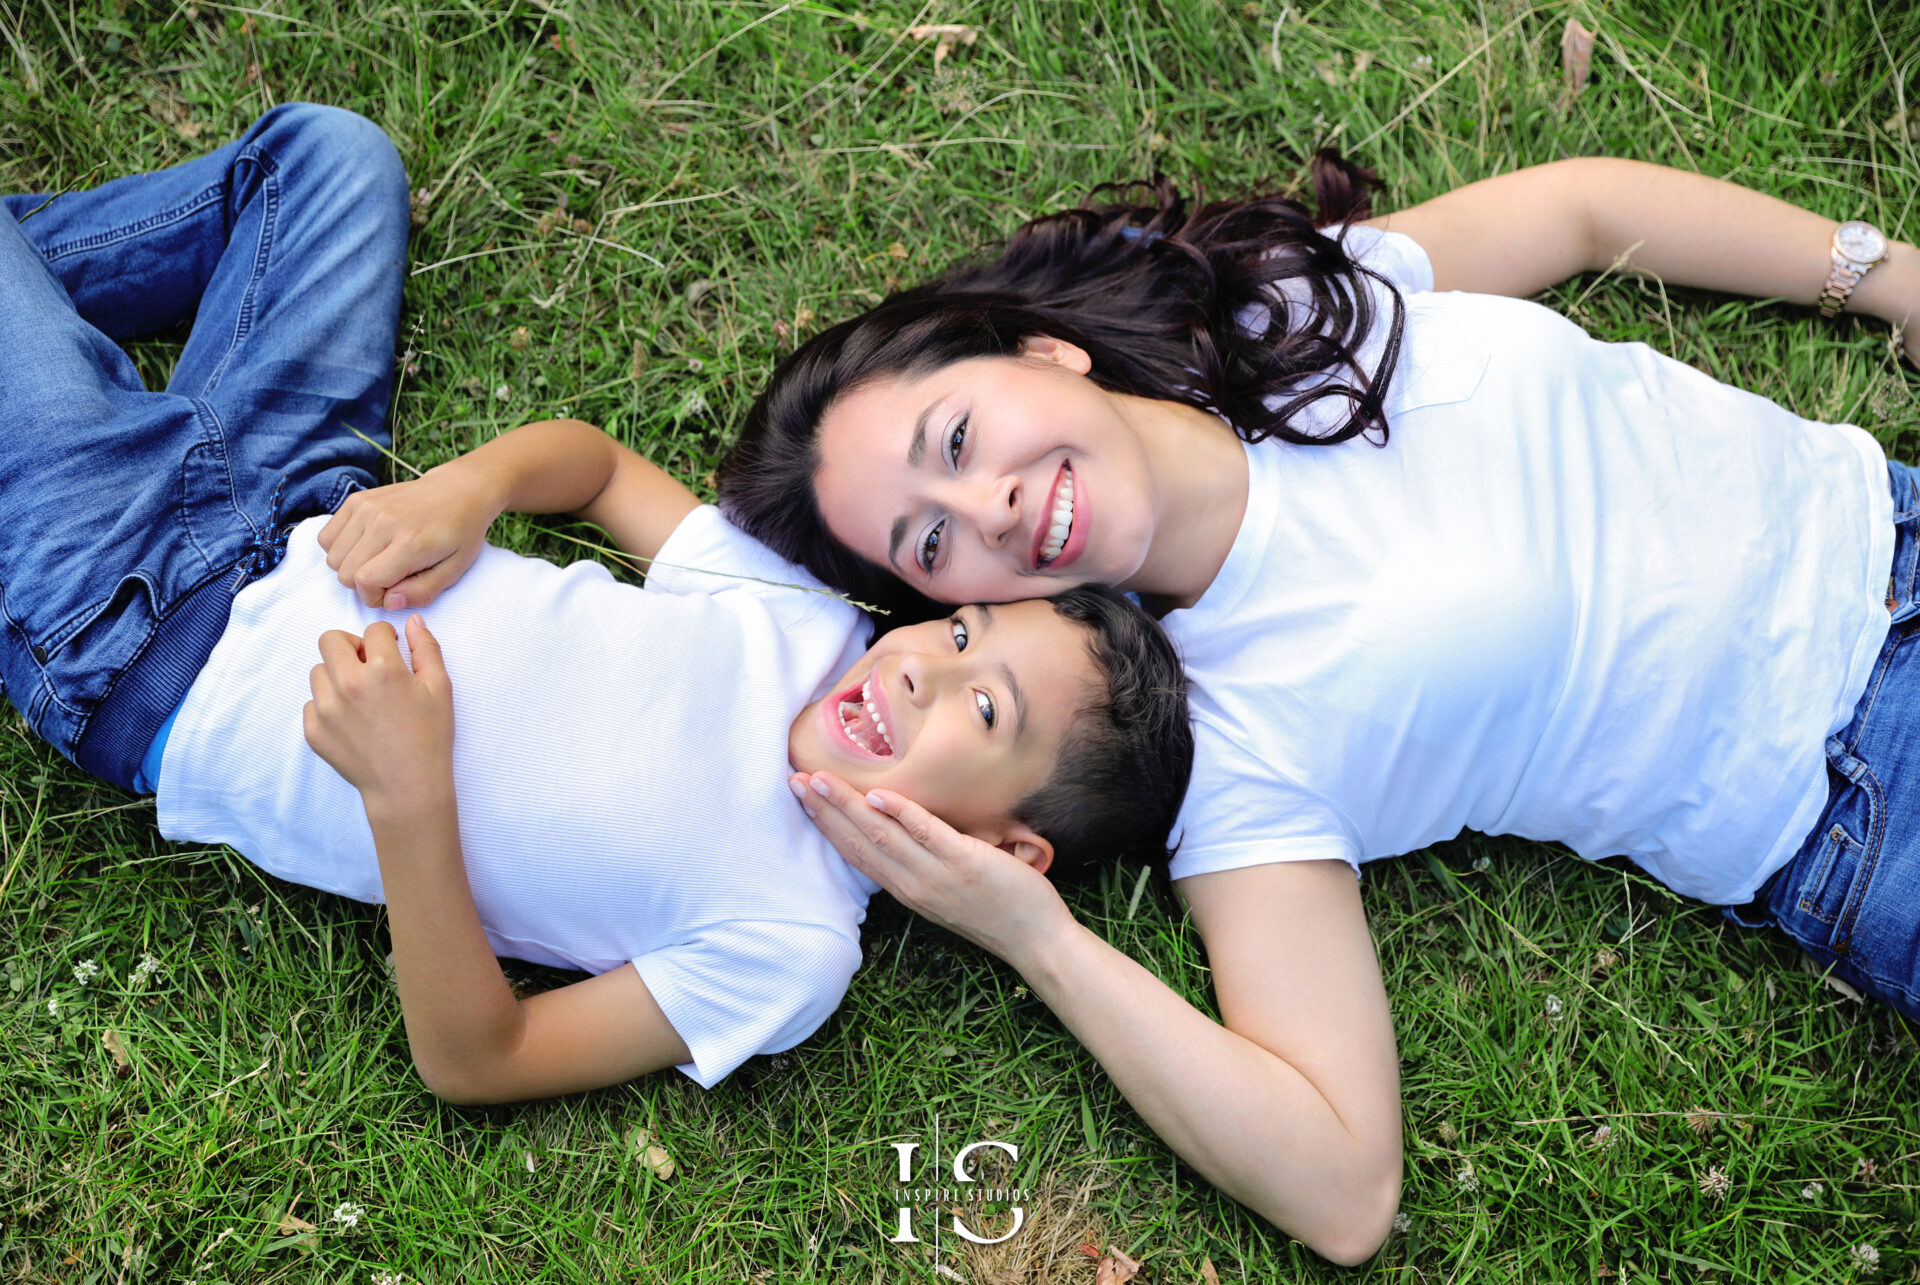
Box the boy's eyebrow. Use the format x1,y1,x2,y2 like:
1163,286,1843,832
971,604,1030,739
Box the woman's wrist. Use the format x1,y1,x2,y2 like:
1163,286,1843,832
1848,238,1919,332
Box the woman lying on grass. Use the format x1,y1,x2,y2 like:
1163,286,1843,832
2,104,1194,1106
716,153,1919,1262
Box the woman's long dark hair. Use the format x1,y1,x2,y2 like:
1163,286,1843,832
719,150,1403,619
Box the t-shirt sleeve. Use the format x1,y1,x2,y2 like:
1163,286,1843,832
1166,727,1362,882
630,920,863,1088
642,504,859,639
1323,222,1436,295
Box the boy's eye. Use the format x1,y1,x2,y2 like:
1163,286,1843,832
974,689,996,729
946,414,969,467
950,616,969,651
919,521,945,574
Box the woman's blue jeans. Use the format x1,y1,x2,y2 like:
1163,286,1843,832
1726,458,1920,1021
0,103,406,791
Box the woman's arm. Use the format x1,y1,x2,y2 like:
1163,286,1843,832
318,418,699,608
1365,157,1918,334
793,775,1403,1265
305,616,692,1103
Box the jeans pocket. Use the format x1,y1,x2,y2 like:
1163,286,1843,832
1782,753,1882,948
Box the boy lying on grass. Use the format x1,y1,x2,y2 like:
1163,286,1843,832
136,418,1193,1104
3,105,1189,1105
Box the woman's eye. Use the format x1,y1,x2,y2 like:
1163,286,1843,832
946,414,969,467
950,617,969,651
974,689,996,728
919,522,944,573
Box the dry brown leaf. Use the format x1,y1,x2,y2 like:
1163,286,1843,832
906,23,978,71
1200,1257,1221,1285
276,1210,317,1236
1350,50,1375,78
1094,1246,1143,1285
508,326,530,350
1560,19,1598,105
630,339,647,381
101,1029,131,1075
629,1127,677,1179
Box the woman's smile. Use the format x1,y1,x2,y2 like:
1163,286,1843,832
1032,460,1090,572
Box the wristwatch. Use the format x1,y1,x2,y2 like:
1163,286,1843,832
1817,220,1889,318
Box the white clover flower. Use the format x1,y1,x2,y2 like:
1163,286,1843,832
332,1203,364,1230
1802,1181,1824,1200
1585,1123,1614,1151
46,997,58,1018
1698,1165,1730,1202
130,953,162,986
1544,994,1565,1023
1471,854,1491,873
1391,1210,1412,1234
371,1273,407,1285
493,384,512,402
1412,55,1434,73
72,959,99,985
1455,1161,1479,1194
1851,1242,1879,1272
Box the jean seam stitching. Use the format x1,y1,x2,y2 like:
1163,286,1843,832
35,183,229,262
187,397,257,551
198,148,279,398
1845,638,1901,757
1833,760,1888,954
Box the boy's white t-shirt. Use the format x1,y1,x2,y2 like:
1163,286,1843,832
1162,225,1894,905
157,505,880,1088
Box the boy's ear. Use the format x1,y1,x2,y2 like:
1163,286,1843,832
994,823,1054,878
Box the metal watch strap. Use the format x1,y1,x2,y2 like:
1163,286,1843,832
1818,256,1864,319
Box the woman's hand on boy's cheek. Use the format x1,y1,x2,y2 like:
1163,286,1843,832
789,772,1072,963
316,465,497,611
304,616,456,812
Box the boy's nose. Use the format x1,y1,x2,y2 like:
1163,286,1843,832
896,653,933,707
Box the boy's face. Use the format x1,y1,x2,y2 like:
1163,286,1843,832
789,601,1096,859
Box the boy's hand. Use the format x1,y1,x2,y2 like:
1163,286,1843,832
305,616,455,813
789,772,1074,964
318,464,498,610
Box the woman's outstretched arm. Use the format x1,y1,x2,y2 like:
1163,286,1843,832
1366,157,1918,337
793,774,1403,1265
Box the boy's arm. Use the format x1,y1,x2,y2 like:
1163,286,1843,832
305,616,693,1103
1364,158,1917,341
319,418,699,609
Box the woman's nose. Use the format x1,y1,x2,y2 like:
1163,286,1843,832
957,473,1022,549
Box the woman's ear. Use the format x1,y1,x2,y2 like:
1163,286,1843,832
995,823,1055,877
1020,335,1093,375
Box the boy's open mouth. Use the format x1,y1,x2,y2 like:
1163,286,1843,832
835,676,895,757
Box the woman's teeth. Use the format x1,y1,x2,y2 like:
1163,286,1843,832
836,677,895,756
1039,467,1075,566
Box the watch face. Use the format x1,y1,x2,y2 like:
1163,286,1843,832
1836,221,1888,264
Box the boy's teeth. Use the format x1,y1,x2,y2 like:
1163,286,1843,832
837,676,895,756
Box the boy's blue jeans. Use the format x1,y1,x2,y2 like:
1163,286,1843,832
0,103,405,791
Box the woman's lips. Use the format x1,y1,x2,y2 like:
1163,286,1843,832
1032,460,1090,573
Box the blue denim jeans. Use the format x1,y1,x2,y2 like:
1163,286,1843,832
0,103,407,791
1725,459,1920,1019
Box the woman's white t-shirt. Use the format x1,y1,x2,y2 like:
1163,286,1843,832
1161,226,1894,905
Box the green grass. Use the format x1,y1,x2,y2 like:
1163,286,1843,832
3,0,1918,1281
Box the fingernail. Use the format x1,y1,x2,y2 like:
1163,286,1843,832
387,593,406,610
810,778,831,797
865,792,885,809
803,806,817,819
788,778,807,800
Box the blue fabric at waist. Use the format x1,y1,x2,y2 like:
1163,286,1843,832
133,698,185,795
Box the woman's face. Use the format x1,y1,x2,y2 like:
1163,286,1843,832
812,338,1158,605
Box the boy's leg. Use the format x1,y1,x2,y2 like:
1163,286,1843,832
0,105,408,788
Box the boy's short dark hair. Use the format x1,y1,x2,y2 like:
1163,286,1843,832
1015,586,1194,875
